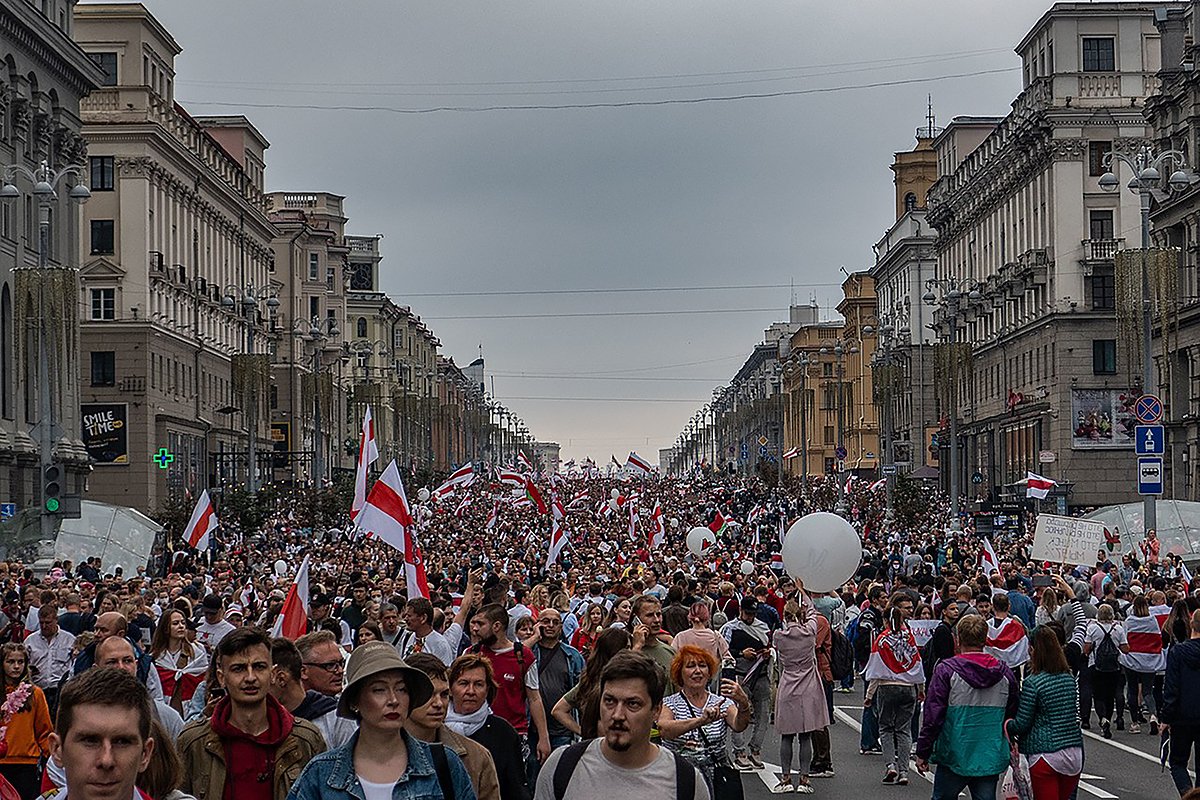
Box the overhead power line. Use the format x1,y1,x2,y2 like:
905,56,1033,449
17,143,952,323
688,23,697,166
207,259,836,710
403,282,831,298
491,373,725,382
179,66,1017,115
177,47,1009,89
499,396,702,403
425,307,785,320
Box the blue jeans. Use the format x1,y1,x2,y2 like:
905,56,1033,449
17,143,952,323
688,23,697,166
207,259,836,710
860,683,879,750
931,766,999,800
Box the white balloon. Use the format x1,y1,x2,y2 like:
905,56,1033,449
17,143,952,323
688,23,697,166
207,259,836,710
669,517,680,529
611,488,620,500
274,559,287,576
609,499,619,512
417,488,430,503
740,560,755,575
686,526,716,557
781,512,862,593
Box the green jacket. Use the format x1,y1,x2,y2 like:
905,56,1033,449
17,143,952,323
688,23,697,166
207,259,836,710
1006,672,1083,757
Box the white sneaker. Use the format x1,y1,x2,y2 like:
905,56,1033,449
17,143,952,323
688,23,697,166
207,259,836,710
771,780,795,794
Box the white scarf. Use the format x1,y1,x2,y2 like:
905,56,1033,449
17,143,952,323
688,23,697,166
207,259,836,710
445,701,491,737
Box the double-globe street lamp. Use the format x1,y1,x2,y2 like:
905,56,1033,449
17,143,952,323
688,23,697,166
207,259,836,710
871,311,912,526
818,339,858,517
222,285,279,494
0,159,90,543
1099,146,1190,534
292,316,340,486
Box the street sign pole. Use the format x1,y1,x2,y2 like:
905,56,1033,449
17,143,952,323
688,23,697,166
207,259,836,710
1134,396,1165,527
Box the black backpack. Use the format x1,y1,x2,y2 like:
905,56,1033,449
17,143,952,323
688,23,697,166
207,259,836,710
1094,627,1121,673
553,741,697,800
829,628,854,681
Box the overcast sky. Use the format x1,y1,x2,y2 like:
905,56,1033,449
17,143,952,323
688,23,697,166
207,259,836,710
107,0,1058,464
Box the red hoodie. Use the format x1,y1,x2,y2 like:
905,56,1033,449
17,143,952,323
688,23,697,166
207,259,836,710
208,694,295,800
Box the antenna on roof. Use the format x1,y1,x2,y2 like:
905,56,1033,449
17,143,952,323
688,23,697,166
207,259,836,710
791,278,796,305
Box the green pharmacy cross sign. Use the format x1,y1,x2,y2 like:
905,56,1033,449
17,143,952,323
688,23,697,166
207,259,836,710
153,447,174,469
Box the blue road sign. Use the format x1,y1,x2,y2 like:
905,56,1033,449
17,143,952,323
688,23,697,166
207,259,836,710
1135,425,1166,456
0,503,14,521
835,445,847,460
1138,457,1164,495
1134,394,1164,424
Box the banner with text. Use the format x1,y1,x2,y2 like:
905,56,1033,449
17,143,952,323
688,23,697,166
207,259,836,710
1031,513,1106,566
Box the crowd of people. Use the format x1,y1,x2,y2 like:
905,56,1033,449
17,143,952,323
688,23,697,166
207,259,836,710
0,467,1192,800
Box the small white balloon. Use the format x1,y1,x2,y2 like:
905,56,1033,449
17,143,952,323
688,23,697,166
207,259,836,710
417,488,430,503
611,488,620,500
686,526,716,557
740,560,755,575
609,499,619,512
781,512,862,593
274,559,287,576
669,517,680,529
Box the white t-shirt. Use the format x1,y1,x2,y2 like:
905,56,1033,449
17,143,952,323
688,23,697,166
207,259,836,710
356,775,395,800
533,739,710,800
196,619,236,651
1085,620,1127,668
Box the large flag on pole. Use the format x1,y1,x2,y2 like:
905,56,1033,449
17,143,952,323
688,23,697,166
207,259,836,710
980,537,1001,577
626,451,652,476
351,406,380,522
782,446,800,460
358,460,431,598
432,463,474,500
183,490,218,551
547,493,568,568
1025,471,1056,500
650,501,665,550
271,554,310,640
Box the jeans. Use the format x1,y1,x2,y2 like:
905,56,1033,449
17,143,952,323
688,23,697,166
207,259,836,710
733,677,771,755
1091,668,1122,725
1124,668,1159,720
861,682,880,751
1169,724,1200,795
876,685,916,776
931,766,999,800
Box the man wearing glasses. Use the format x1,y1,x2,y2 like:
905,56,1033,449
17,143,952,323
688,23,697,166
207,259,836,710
533,609,585,750
295,630,346,698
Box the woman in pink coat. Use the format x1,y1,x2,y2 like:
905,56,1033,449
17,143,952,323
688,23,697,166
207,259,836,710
772,590,831,794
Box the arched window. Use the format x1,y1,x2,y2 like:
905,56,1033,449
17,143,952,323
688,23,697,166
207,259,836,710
356,317,367,338
904,192,918,212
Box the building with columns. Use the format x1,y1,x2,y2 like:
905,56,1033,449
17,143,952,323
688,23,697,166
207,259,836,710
0,0,100,518
74,3,277,512
926,2,1163,509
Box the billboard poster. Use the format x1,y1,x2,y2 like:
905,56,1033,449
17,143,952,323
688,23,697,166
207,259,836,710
81,403,128,465
1071,389,1136,449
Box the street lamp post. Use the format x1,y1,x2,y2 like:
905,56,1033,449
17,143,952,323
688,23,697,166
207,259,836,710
872,313,911,527
819,340,858,517
923,278,980,532
222,285,279,494
1099,147,1190,535
294,316,340,486
0,159,90,544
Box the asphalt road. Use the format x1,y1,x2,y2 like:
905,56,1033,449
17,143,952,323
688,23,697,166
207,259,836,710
735,702,1182,800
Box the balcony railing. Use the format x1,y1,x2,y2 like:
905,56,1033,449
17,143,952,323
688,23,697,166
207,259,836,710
1078,72,1121,98
1082,237,1123,261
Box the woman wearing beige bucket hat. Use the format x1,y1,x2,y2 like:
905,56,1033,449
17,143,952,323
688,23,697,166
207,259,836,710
287,641,478,799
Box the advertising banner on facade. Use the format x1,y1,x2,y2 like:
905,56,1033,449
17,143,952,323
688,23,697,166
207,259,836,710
81,403,128,465
1031,513,1106,566
1071,389,1136,449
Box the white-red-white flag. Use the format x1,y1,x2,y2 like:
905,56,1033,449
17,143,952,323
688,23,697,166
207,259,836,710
271,554,310,640
183,490,218,551
1026,471,1056,499
980,537,1001,577
486,500,499,531
517,451,534,472
782,446,800,460
650,501,665,550
358,460,430,598
454,496,472,519
351,406,380,522
432,463,474,500
498,469,524,487
626,451,652,476
547,493,568,568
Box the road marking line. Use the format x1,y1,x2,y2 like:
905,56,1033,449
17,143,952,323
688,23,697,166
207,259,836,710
1080,730,1161,765
832,707,935,787
1077,781,1118,799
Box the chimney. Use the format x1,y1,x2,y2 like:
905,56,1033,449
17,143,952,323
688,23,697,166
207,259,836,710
1157,7,1188,72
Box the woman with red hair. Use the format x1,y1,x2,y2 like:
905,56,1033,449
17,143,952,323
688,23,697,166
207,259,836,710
658,644,752,794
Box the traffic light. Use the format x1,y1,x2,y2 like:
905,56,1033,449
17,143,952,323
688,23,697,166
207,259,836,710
43,464,62,514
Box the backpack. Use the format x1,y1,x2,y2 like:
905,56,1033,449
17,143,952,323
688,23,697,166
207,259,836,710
1094,627,1121,673
847,613,872,665
553,740,697,800
829,628,854,681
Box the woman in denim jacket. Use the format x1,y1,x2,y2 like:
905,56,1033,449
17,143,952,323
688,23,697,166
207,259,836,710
287,641,476,800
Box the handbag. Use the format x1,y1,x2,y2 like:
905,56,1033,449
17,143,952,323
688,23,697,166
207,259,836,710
1002,742,1034,800
684,696,745,800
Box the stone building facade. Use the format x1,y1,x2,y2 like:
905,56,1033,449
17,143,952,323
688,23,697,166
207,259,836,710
74,4,276,512
926,2,1164,509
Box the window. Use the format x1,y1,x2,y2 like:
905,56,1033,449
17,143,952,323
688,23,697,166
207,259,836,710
1082,37,1115,72
823,425,835,445
1093,339,1117,374
356,317,368,338
309,297,319,322
308,252,319,281
1091,273,1115,310
90,288,115,321
904,192,918,212
88,52,118,86
1088,141,1111,177
89,351,115,386
89,156,114,191
1089,210,1114,241
90,219,114,255
822,362,833,377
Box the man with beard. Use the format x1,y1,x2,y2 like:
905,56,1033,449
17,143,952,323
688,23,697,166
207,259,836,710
533,651,708,800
